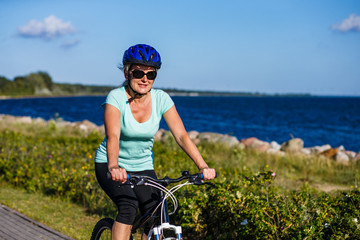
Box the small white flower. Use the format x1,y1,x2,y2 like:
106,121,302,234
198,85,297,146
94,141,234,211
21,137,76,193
354,218,358,223
241,219,248,225
324,223,330,228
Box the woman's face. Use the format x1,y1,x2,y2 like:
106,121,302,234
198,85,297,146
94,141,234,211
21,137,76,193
126,64,156,95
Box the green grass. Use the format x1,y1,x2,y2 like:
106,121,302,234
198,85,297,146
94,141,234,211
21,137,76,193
0,118,359,239
1,116,358,192
0,181,99,240
178,140,359,192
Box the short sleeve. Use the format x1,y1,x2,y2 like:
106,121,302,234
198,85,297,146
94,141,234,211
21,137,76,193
159,90,174,115
101,88,123,111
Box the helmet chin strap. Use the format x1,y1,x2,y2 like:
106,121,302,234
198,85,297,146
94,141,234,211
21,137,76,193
127,75,152,102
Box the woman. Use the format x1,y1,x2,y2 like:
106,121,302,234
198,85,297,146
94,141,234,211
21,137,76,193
94,44,216,240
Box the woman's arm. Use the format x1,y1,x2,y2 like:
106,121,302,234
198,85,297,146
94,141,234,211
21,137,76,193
104,104,127,183
163,105,216,180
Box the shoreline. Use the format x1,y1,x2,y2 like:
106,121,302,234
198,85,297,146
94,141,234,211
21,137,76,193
2,94,360,100
0,94,107,100
1,91,360,100
0,113,359,165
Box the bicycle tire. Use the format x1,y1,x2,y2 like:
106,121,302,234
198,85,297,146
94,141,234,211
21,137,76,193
90,218,114,240
91,218,135,240
149,236,177,240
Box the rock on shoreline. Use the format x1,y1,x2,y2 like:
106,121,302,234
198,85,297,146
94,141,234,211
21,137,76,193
1,114,359,165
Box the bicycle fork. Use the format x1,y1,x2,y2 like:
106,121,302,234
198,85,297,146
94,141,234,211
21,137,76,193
149,199,181,239
149,222,182,240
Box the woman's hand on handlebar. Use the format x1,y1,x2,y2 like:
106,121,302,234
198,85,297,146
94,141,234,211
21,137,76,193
109,166,127,183
200,167,216,180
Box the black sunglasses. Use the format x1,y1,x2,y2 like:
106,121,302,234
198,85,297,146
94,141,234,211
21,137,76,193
131,69,157,80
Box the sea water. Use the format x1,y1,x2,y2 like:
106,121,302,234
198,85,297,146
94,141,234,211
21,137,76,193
0,95,359,151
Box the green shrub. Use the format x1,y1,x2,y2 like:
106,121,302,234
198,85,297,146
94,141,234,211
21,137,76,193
0,126,359,239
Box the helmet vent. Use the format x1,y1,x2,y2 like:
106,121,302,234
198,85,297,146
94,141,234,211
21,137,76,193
145,46,149,54
138,50,145,60
149,53,155,61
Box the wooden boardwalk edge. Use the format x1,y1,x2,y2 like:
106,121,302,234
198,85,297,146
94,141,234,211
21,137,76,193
0,204,74,240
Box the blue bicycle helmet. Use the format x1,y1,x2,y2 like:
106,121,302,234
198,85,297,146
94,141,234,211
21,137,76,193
123,44,161,69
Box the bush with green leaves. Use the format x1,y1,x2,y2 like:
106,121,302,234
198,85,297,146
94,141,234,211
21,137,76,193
0,124,359,239
173,170,360,239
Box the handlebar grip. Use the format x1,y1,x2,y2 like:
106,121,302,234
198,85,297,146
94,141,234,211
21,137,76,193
107,171,130,180
199,172,218,180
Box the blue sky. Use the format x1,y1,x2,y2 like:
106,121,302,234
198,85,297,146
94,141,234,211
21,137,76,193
1,0,360,96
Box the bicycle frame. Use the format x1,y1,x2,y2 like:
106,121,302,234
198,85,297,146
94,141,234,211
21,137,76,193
131,181,184,239
99,171,214,240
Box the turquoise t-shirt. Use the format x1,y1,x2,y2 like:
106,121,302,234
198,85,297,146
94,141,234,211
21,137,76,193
94,87,174,171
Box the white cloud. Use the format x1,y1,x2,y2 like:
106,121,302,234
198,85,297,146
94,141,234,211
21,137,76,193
17,15,76,39
331,14,360,32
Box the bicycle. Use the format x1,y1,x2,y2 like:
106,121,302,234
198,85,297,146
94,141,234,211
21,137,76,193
90,170,215,240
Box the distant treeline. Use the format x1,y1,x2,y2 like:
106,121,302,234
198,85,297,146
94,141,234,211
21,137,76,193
0,72,311,97
0,72,116,97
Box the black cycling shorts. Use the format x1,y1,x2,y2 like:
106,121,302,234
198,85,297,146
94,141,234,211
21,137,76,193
95,163,160,232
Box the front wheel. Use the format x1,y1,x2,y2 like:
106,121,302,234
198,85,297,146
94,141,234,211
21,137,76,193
90,218,114,240
149,237,178,240
91,218,134,240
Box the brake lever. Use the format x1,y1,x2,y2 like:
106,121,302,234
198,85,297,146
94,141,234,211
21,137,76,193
135,177,147,186
128,176,146,186
189,174,205,185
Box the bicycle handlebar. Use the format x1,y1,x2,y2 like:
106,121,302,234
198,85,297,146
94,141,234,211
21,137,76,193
107,170,216,187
